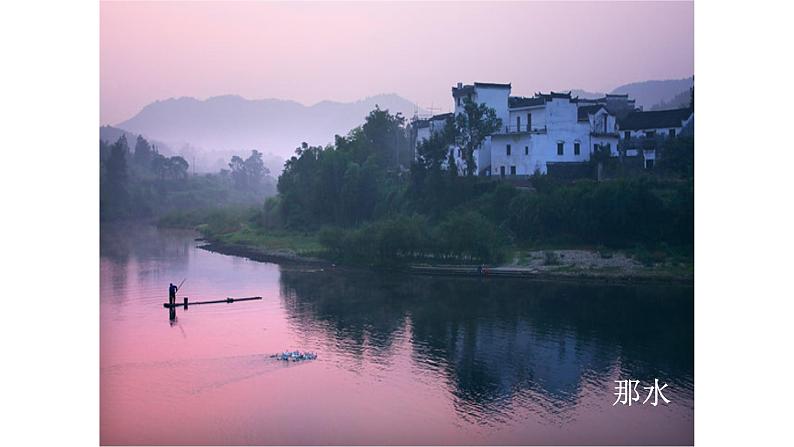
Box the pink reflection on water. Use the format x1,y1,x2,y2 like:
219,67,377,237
100,226,693,445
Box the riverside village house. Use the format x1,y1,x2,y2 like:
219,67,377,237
410,82,693,176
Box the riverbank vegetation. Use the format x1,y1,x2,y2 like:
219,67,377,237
100,134,276,220
156,104,693,273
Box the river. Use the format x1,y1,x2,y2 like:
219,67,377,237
100,224,693,445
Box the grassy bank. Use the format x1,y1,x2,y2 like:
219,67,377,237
158,205,692,283
158,207,324,261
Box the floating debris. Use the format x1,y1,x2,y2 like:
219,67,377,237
270,350,318,362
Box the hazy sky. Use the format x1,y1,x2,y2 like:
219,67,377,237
100,1,694,125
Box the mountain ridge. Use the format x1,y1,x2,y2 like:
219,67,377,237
111,77,693,171
117,93,424,161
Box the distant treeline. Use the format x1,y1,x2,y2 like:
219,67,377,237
166,105,693,265
100,134,276,220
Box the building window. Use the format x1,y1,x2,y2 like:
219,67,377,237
645,159,655,169
457,149,461,157
557,142,564,155
574,142,580,156
669,128,676,138
516,116,521,132
524,146,529,155
510,166,516,176
594,143,599,153
527,113,532,131
624,131,630,140
500,166,505,176
506,144,511,156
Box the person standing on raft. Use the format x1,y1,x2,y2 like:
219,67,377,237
169,283,178,307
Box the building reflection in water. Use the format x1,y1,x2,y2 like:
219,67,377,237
279,268,693,423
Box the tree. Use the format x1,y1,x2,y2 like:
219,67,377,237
229,155,246,188
167,156,189,180
133,135,154,169
361,106,409,168
151,153,168,182
453,98,502,176
106,135,129,187
102,135,130,216
659,137,694,179
229,150,270,190
243,150,268,188
415,117,454,172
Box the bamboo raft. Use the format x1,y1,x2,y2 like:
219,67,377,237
163,296,262,309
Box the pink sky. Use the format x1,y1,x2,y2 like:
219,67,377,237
100,1,693,125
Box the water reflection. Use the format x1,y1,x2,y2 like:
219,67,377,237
279,268,693,424
101,224,693,444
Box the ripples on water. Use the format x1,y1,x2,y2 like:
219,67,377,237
101,224,693,445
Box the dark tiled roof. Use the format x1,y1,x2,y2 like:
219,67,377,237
509,91,573,109
452,85,474,96
618,108,693,131
453,82,511,96
509,96,546,108
473,82,511,89
577,105,605,121
430,112,453,121
529,91,572,101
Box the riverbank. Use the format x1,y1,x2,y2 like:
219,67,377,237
186,225,692,285
197,238,327,265
410,250,692,285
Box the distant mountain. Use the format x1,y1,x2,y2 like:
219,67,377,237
650,88,692,111
565,77,693,110
610,76,693,110
116,94,425,161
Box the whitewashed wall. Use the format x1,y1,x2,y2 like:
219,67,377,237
490,100,618,175
508,106,544,132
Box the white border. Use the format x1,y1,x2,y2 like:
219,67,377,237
4,0,794,446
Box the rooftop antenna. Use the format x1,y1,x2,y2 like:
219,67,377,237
426,102,441,117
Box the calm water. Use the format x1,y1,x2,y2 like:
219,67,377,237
100,224,694,445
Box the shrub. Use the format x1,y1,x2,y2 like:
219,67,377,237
543,251,561,266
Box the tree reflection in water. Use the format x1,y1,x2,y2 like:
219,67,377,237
279,268,693,424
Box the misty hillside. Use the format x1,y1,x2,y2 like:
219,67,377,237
610,76,693,110
100,125,174,154
566,77,693,110
117,94,424,160
650,88,692,110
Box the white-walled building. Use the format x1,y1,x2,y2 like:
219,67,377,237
411,82,683,176
490,92,620,176
617,108,694,169
617,108,693,140
448,82,511,175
